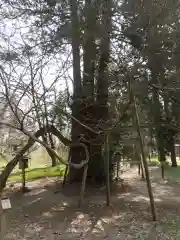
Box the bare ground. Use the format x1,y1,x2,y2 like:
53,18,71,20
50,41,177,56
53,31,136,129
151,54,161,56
2,166,180,239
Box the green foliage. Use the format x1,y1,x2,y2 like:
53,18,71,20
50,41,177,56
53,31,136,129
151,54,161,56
52,91,69,130
149,157,160,166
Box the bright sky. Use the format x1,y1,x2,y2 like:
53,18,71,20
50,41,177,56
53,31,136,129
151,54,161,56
0,17,73,94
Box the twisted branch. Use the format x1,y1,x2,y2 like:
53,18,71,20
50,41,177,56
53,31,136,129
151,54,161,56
68,142,90,169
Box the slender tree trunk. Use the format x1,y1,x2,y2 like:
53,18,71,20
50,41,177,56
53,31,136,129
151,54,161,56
134,95,156,221
104,133,111,206
138,163,141,175
78,163,88,207
161,161,165,179
170,138,177,167
49,134,57,166
21,163,26,193
141,161,145,179
148,154,151,163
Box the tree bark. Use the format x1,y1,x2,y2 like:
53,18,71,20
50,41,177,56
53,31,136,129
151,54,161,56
83,0,97,101
42,133,57,167
89,0,112,183
170,138,177,167
49,133,57,167
148,41,166,164
96,0,111,119
68,0,112,184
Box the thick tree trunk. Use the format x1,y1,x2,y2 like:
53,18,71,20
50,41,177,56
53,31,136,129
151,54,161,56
90,0,112,183
83,0,96,100
68,0,112,184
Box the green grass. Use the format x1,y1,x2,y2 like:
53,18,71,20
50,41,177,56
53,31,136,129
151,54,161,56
149,157,160,166
163,165,180,183
0,146,68,182
8,164,66,182
149,157,180,183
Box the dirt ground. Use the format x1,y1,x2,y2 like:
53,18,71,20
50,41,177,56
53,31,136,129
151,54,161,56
1,166,180,239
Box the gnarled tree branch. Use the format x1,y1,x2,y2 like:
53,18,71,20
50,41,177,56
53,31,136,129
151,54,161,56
0,124,71,192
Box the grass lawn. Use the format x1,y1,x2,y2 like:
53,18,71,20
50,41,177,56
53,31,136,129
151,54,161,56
8,164,66,182
149,157,160,166
0,147,67,182
149,157,180,183
163,165,180,183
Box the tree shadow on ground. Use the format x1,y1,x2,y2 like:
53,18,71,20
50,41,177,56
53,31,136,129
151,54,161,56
3,172,180,240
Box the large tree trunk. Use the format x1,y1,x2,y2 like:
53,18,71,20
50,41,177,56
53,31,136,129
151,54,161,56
68,0,112,184
82,0,96,101
90,0,112,183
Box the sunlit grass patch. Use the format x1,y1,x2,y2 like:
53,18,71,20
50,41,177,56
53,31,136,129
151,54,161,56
8,164,65,182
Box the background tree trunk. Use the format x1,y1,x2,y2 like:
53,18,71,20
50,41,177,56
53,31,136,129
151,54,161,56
170,138,177,167
48,133,57,167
